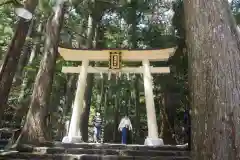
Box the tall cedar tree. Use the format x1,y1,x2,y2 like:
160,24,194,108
0,0,38,119
184,0,240,159
16,1,66,144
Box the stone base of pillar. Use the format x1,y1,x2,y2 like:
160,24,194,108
144,137,164,146
62,136,82,143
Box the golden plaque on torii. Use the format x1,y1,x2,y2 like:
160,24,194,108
109,51,122,69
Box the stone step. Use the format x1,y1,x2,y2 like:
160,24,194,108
19,147,189,157
1,152,191,160
22,142,188,151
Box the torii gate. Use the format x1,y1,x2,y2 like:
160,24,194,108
58,47,175,146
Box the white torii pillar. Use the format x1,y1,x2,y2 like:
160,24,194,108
62,60,89,143
142,60,164,146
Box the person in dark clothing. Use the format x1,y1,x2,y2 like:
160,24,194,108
93,112,102,143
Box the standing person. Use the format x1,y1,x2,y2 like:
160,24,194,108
93,112,102,143
118,115,132,144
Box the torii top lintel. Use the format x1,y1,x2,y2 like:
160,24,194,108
58,47,175,61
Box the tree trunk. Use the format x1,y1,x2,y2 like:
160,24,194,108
14,50,37,124
0,0,38,119
80,74,94,142
54,74,78,140
16,2,65,145
113,77,120,142
64,75,78,118
13,19,35,86
76,21,85,48
184,0,240,159
129,0,138,49
49,76,67,139
80,14,98,142
101,85,109,143
159,98,177,145
133,76,140,143
57,75,77,139
15,23,43,121
128,0,140,144
97,74,105,112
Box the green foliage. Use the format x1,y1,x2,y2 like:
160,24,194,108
38,0,53,14
141,24,176,48
0,6,15,58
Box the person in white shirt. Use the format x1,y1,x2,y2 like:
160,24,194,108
118,115,132,144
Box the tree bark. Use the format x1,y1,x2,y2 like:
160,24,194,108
15,23,43,121
113,77,120,142
13,19,35,86
64,75,78,118
57,75,77,139
184,0,240,159
16,2,66,145
49,74,67,139
133,76,140,143
128,0,140,144
96,74,105,113
159,97,177,145
101,85,109,142
80,75,94,142
0,0,38,119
